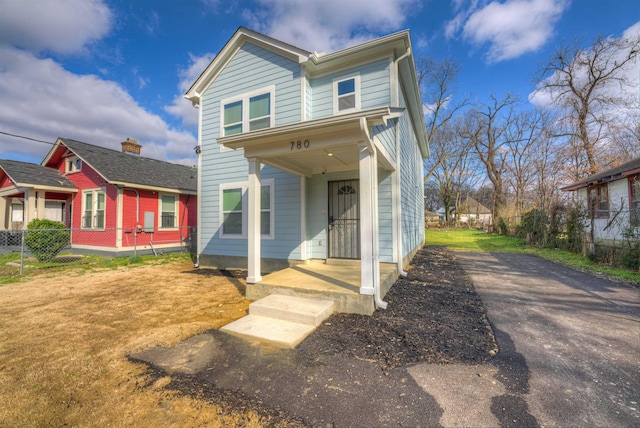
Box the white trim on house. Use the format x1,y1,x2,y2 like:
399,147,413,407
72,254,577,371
108,181,196,195
64,156,82,173
185,28,310,104
219,85,276,137
81,187,106,230
158,192,179,230
332,73,361,115
218,178,275,240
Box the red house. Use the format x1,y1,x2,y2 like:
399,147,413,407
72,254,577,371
0,138,197,255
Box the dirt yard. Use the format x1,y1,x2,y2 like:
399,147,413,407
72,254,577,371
0,258,262,427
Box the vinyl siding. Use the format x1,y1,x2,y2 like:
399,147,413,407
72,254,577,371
308,58,391,119
378,168,393,262
372,124,396,164
199,41,303,259
398,90,424,258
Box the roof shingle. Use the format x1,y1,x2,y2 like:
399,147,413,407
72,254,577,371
0,159,76,189
55,138,197,192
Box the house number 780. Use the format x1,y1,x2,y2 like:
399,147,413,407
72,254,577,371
290,139,310,150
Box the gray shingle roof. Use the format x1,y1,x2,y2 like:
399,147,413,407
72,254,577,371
562,157,640,191
56,138,197,192
0,159,76,189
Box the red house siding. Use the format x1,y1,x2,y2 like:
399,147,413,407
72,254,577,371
63,162,118,247
1,174,13,188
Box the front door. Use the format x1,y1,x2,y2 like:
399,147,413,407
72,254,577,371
328,180,360,259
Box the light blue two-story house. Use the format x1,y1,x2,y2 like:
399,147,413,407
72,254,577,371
185,27,428,315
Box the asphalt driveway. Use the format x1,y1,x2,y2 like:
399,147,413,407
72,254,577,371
454,252,640,427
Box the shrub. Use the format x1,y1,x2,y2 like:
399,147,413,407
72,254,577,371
497,217,510,236
24,219,70,262
515,209,547,246
621,227,640,271
564,206,585,253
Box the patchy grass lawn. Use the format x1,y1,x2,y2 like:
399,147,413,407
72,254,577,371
0,256,271,427
425,229,640,284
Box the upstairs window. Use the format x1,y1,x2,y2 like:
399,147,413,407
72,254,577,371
65,156,82,173
223,101,243,136
333,74,360,113
587,183,609,219
221,86,274,137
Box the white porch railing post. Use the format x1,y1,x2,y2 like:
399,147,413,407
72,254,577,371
358,142,374,295
247,157,262,284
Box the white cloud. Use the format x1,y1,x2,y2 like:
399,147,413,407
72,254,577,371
242,0,420,52
0,0,112,55
0,0,198,165
164,53,216,127
447,0,569,62
0,47,197,164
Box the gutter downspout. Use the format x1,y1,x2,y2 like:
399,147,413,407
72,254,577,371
124,188,140,223
360,117,387,310
393,47,411,277
371,146,387,310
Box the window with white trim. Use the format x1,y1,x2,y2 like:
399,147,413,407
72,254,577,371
221,86,275,137
65,156,82,173
11,202,23,222
82,189,105,229
159,194,178,229
220,179,274,239
333,74,360,113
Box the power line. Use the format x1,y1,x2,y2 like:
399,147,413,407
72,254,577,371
0,131,54,145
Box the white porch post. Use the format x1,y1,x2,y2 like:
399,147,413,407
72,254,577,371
36,190,45,220
358,142,374,295
247,157,262,284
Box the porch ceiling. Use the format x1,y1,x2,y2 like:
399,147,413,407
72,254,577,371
218,107,398,177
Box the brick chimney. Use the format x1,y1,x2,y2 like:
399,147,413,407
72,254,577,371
121,138,141,155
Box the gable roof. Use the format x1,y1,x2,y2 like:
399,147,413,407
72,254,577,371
0,159,76,191
42,138,197,194
457,196,491,215
562,157,640,191
185,27,310,103
184,27,428,159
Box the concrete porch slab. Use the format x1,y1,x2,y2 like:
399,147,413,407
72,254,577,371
220,314,316,349
250,294,334,326
246,261,398,315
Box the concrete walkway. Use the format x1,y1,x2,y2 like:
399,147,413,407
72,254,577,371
452,252,640,427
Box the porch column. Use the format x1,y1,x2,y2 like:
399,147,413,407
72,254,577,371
36,191,45,220
358,142,374,295
247,157,262,284
25,190,36,225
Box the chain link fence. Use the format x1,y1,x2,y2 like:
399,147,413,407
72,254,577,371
0,226,196,276
499,207,639,271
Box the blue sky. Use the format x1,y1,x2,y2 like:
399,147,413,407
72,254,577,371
0,0,637,165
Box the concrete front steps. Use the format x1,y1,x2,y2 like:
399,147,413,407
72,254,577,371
220,294,334,348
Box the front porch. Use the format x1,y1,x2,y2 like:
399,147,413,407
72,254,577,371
246,260,398,315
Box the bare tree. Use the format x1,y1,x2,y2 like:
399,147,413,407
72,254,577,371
416,56,468,182
504,108,554,217
463,94,519,222
426,119,479,224
534,33,640,176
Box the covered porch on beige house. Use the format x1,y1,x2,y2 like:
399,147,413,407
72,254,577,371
219,107,407,315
